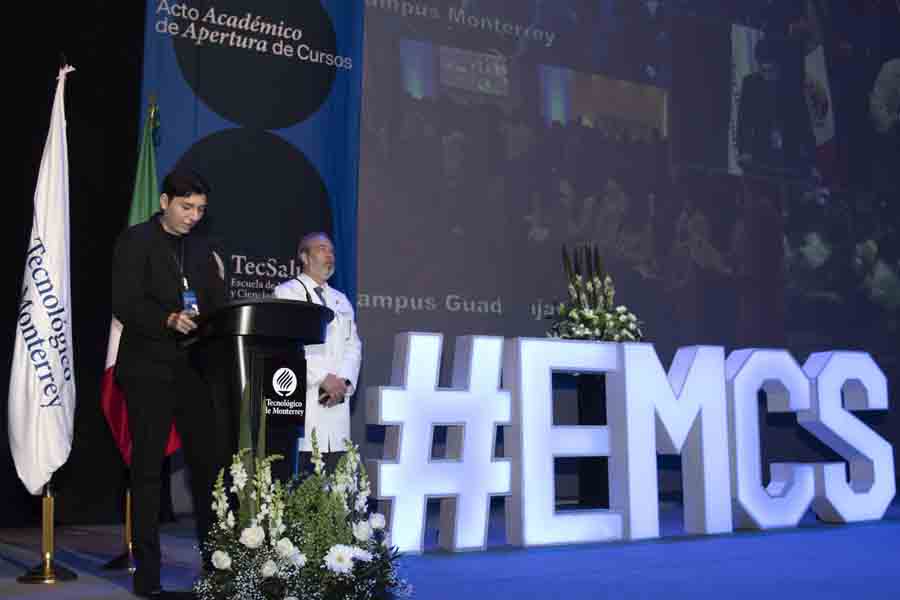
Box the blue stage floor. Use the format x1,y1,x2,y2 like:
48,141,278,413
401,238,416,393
2,501,899,599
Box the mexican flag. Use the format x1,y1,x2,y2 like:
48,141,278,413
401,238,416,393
99,102,180,465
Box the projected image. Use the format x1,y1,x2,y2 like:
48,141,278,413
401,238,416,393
440,46,509,96
359,36,518,299
522,66,669,274
397,39,514,101
359,31,743,349
358,0,900,380
729,26,816,179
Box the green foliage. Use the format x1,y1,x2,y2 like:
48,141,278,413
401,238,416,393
196,435,410,600
285,472,354,565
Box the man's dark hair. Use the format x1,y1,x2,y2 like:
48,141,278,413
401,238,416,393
161,169,211,198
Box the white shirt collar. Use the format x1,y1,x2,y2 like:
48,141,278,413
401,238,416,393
297,272,329,290
295,272,331,304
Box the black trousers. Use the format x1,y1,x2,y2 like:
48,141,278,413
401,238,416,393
120,363,228,593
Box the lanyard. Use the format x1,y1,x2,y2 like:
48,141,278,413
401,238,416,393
172,238,189,291
295,277,328,306
295,277,313,303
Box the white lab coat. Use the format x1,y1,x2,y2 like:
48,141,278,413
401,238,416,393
273,273,362,452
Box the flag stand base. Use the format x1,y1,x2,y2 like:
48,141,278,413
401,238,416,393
17,484,78,584
102,550,136,572
17,557,78,584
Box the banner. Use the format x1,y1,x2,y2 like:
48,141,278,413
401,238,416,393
140,0,364,301
9,66,77,495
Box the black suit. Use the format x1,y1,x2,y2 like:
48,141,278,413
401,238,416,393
111,214,227,593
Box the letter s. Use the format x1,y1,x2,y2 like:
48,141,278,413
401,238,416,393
801,351,896,522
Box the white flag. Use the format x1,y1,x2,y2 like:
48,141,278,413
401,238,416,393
9,66,77,495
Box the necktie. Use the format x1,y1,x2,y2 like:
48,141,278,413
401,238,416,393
314,286,327,306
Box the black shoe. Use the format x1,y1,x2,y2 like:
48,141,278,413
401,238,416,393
133,587,162,598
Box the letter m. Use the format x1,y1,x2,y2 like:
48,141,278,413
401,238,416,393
607,345,732,539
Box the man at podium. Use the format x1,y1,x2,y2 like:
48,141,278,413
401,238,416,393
111,169,226,597
274,232,362,473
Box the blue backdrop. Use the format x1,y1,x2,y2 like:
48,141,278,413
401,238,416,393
139,0,364,299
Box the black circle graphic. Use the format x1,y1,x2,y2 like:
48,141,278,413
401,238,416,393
172,0,337,129
174,128,332,261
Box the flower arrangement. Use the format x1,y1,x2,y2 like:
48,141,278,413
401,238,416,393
195,433,411,600
547,243,644,342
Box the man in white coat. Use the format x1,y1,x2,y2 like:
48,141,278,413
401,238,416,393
273,232,362,472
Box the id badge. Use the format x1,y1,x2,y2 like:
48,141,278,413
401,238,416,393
182,289,199,315
335,311,352,340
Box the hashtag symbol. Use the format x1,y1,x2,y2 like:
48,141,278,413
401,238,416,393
367,333,511,552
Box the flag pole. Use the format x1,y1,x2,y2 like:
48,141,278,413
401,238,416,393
17,482,77,584
102,488,136,572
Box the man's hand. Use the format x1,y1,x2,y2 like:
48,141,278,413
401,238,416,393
319,374,348,407
166,311,198,335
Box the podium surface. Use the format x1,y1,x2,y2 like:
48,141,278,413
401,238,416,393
195,297,332,340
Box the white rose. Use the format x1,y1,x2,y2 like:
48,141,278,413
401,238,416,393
211,550,231,570
276,538,296,559
260,559,278,578
369,513,386,530
239,525,265,549
352,520,373,542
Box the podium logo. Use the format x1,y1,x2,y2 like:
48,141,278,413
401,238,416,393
272,368,298,397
